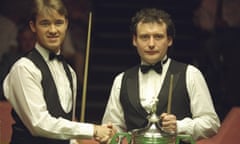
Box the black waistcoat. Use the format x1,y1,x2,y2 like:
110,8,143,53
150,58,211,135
10,49,72,144
120,60,192,131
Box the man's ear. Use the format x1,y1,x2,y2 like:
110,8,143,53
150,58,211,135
132,35,137,47
29,21,36,32
168,36,173,47
65,19,69,30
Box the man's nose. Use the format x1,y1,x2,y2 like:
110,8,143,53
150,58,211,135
149,36,155,49
49,24,57,33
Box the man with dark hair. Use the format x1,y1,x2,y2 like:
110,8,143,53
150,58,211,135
102,8,220,142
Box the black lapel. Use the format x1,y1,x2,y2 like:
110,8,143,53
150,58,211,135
157,60,180,114
126,67,149,118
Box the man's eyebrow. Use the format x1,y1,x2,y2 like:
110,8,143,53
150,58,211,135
39,19,50,23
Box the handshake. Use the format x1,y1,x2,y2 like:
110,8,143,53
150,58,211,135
74,123,117,144
93,123,117,144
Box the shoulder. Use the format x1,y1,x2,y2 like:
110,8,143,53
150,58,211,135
112,65,139,87
106,72,124,90
4,57,42,87
113,72,124,83
186,64,203,75
9,57,40,75
171,59,201,74
185,64,207,85
114,65,138,79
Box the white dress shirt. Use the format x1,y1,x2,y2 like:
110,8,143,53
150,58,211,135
3,43,94,140
102,58,220,140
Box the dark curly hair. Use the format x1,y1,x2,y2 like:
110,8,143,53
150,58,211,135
130,8,176,39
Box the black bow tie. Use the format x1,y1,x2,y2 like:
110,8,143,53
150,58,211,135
49,52,64,61
140,58,168,74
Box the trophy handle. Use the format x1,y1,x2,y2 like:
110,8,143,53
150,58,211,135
176,134,195,144
109,132,132,144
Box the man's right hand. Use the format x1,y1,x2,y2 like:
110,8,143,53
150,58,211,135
94,125,113,143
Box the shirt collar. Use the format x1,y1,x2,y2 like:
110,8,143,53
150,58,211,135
141,55,168,65
35,43,61,62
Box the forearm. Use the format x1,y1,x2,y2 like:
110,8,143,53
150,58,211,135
177,115,220,140
30,117,94,139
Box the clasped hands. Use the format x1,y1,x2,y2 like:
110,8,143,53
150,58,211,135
94,123,117,143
